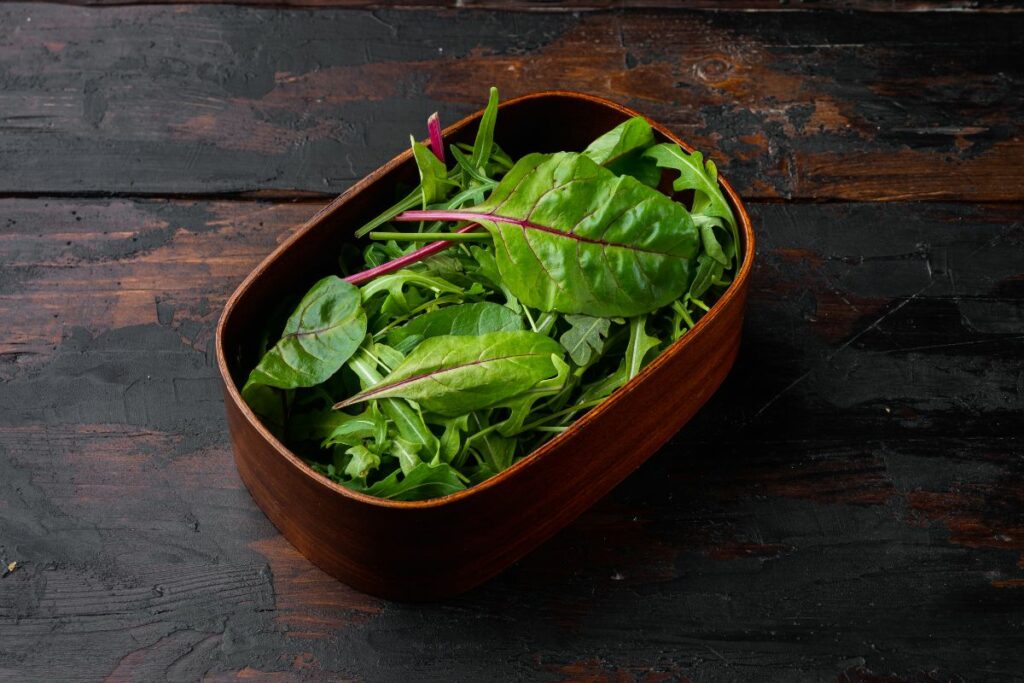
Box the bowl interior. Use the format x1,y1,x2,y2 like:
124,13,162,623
220,94,650,388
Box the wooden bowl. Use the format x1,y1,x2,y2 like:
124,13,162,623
216,91,755,601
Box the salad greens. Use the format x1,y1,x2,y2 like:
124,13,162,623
241,87,739,501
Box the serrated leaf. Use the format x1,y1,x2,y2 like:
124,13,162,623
335,331,565,416
625,315,660,379
387,302,523,347
246,276,366,389
559,314,611,366
351,462,466,501
644,143,740,267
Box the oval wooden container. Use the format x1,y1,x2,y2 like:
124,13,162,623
216,92,755,601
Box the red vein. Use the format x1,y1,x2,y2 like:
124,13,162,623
343,224,481,286
396,209,668,256
332,352,541,410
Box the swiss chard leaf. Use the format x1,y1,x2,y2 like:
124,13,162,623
387,301,523,347
559,314,611,366
335,331,565,416
398,152,699,317
246,276,366,389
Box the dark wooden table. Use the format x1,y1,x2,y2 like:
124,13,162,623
1,2,1022,681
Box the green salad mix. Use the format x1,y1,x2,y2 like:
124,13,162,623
241,88,740,501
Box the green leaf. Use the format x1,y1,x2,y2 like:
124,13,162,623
322,406,388,448
347,347,440,458
470,86,499,175
387,302,523,347
694,214,729,267
354,462,466,501
583,116,655,166
246,276,366,389
343,444,381,481
643,143,736,229
626,315,660,379
359,270,462,303
689,252,727,301
559,314,611,366
335,331,565,417
644,143,740,267
495,354,570,436
583,116,660,187
240,380,287,437
401,152,699,317
391,436,423,475
411,138,450,207
466,412,516,472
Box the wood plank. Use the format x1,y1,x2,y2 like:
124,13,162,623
0,197,1021,679
0,6,1020,200
47,0,1024,11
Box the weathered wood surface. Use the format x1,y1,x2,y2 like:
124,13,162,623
44,1,1024,10
1,5,1022,200
1,198,1021,680
1,3,1023,681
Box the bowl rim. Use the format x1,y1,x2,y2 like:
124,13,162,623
215,89,756,510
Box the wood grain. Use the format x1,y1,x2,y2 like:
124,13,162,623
1,3,1022,679
42,0,1024,10
0,5,1020,200
1,196,1021,678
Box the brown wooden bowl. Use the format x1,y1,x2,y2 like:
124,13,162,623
216,91,755,601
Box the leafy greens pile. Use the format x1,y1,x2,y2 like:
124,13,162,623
241,88,740,501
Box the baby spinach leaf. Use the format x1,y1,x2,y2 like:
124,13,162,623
240,381,287,437
559,314,611,366
387,302,523,347
398,152,699,317
246,276,366,389
335,331,565,416
583,116,655,167
583,116,660,187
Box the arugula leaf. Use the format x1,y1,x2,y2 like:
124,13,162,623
387,302,523,347
644,143,740,267
559,314,611,366
397,152,699,317
335,331,565,416
354,461,466,500
246,276,366,389
347,347,440,458
625,315,660,379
